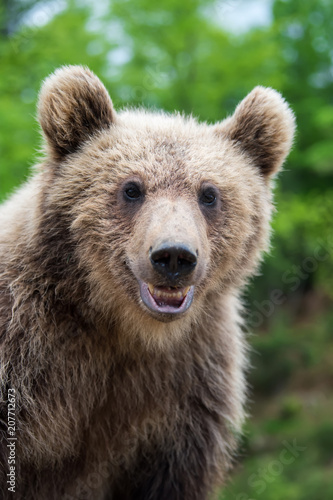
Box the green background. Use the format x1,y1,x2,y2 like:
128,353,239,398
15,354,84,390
1,1,332,498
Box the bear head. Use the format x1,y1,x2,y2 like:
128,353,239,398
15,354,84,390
37,66,295,347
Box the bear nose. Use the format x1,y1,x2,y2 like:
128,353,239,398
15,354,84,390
150,244,197,278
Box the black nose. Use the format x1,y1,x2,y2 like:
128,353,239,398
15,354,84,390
150,244,197,278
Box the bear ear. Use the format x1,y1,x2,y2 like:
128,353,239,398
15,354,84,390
38,65,115,161
217,86,296,178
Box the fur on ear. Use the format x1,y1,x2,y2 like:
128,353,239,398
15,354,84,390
217,86,296,177
38,65,115,160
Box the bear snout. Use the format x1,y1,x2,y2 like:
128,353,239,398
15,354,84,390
137,242,200,319
150,243,198,280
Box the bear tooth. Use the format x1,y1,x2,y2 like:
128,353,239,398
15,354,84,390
148,286,190,301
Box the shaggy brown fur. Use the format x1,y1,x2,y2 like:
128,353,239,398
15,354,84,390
0,66,295,500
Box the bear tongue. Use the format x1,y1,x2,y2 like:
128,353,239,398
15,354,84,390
154,294,184,308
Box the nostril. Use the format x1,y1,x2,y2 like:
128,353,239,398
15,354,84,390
178,250,197,264
151,250,171,268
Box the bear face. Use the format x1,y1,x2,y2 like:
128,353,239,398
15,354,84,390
36,66,295,347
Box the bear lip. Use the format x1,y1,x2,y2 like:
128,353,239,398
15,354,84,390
139,281,194,316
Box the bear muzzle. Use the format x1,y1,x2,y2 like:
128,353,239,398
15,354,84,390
136,243,197,317
127,198,206,320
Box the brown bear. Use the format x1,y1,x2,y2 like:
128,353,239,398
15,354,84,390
0,66,295,500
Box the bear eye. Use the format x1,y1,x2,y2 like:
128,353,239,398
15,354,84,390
123,182,143,201
199,185,218,207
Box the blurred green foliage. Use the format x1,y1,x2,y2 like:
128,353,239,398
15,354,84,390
0,0,332,498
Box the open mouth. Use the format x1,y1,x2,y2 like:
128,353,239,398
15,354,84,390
139,282,194,316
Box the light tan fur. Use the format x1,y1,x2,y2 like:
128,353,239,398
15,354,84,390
0,66,295,500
